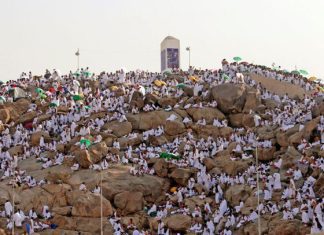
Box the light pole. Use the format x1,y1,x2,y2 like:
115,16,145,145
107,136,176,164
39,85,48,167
75,49,80,70
100,170,103,235
186,47,191,68
12,182,15,235
256,144,261,235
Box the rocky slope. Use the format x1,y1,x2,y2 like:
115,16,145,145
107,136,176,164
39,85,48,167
0,72,323,235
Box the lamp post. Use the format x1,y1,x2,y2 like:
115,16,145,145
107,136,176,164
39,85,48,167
12,181,15,235
256,144,261,235
75,49,80,70
186,47,191,68
100,170,103,235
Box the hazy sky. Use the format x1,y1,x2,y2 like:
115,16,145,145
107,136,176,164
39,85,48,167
0,0,323,81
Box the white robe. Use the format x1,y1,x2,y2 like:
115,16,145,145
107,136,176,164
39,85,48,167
4,201,13,216
273,173,281,190
219,199,228,216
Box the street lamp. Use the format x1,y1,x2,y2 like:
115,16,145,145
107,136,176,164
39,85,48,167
100,170,103,235
75,48,80,70
255,142,261,235
186,47,191,68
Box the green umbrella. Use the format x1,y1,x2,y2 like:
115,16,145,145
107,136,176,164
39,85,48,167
299,70,308,76
35,88,44,94
73,95,83,101
233,56,242,62
40,93,47,99
159,152,180,160
176,83,186,89
73,71,81,77
82,71,92,77
291,70,300,75
222,74,230,80
80,139,91,148
49,100,59,107
0,96,6,102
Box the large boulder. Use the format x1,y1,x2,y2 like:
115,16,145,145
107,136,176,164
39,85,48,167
102,134,118,147
52,215,113,234
88,142,109,163
100,168,170,203
243,217,269,235
314,173,324,197
303,116,320,140
73,149,92,168
203,158,217,171
184,196,214,211
18,111,38,123
225,185,252,205
191,125,233,139
118,134,142,149
257,127,275,140
312,100,324,117
169,168,193,186
0,189,9,205
153,158,169,177
18,187,54,214
158,97,178,108
114,191,144,215
243,90,261,113
0,108,10,124
8,145,24,156
276,132,289,147
229,113,243,127
165,120,186,136
130,91,144,109
11,98,31,114
30,131,51,146
263,98,280,109
103,121,132,137
268,218,310,235
214,156,251,175
36,113,52,124
126,111,182,131
148,135,168,146
145,93,159,104
211,83,247,114
288,131,303,145
57,105,71,113
45,166,72,183
257,147,276,161
280,146,302,170
165,214,192,232
242,114,255,128
186,107,225,124
71,192,113,217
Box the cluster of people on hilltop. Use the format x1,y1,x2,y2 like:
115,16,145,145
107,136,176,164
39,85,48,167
221,59,322,93
0,60,323,234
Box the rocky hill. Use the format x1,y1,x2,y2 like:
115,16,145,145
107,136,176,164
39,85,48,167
0,69,323,235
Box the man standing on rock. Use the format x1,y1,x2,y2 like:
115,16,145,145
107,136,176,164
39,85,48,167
4,200,12,217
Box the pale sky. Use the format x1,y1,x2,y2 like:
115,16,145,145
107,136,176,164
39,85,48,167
0,0,323,81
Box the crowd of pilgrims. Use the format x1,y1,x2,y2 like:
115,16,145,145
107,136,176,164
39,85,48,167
0,61,323,234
